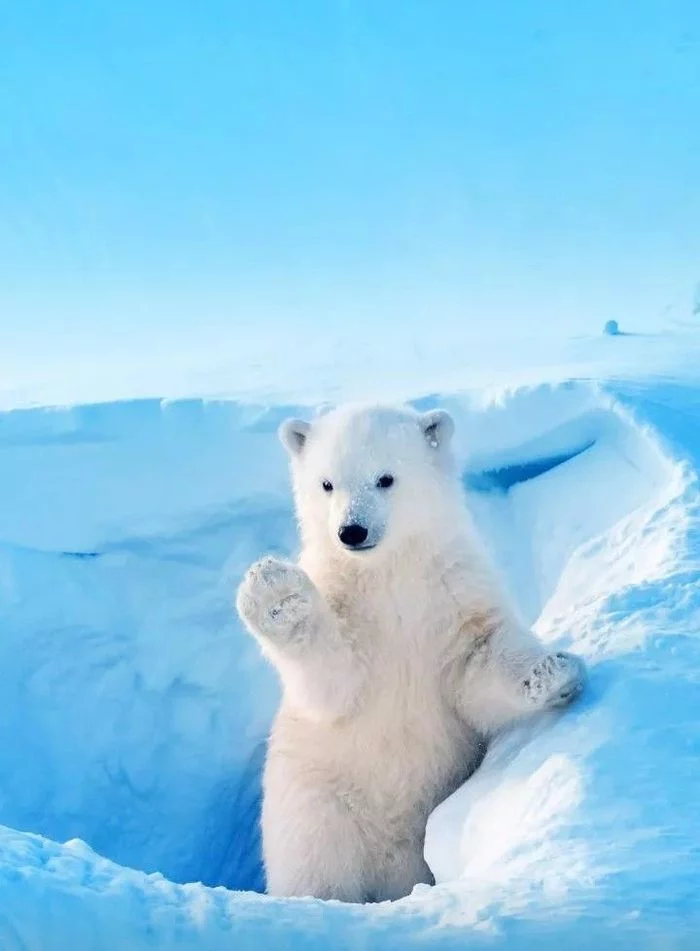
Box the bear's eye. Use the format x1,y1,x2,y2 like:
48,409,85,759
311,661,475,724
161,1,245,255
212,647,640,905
322,480,333,493
376,474,394,489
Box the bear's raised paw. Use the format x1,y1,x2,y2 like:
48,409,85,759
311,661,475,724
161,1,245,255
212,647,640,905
522,651,586,710
236,557,317,644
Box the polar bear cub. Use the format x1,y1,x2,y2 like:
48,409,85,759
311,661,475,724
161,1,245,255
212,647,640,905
236,403,585,903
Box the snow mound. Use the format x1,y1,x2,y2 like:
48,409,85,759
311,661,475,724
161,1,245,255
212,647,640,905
2,374,700,949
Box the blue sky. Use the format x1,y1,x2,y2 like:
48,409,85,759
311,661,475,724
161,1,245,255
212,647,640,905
1,1,699,390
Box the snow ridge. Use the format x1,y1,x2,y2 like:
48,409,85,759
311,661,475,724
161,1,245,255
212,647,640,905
1,377,699,949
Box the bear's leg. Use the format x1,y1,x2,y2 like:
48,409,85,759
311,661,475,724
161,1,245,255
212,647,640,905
458,621,586,735
370,843,435,902
237,556,364,718
262,771,372,902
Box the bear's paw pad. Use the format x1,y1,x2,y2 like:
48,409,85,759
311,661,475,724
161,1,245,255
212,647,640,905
522,651,586,709
237,557,315,642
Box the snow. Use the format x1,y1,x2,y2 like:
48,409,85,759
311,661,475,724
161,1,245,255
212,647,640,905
2,334,700,949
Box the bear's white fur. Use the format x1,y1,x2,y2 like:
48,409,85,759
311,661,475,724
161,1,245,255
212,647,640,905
236,403,585,903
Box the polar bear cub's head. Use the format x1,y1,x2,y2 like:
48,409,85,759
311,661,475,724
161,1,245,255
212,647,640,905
279,403,457,557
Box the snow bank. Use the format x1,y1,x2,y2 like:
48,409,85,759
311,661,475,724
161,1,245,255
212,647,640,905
2,368,700,949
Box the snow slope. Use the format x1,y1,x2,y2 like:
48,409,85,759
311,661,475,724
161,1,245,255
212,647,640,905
2,336,700,949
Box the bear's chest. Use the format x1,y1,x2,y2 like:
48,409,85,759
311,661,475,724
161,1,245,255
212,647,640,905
326,571,457,655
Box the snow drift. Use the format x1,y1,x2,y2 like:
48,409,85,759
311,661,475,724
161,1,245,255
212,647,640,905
2,358,700,949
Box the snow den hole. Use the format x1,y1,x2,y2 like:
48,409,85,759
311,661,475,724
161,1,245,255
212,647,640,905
0,385,673,895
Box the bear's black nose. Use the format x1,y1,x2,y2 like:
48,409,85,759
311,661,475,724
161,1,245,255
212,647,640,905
338,523,369,548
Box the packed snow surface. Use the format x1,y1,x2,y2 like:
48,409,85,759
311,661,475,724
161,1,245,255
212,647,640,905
2,334,700,949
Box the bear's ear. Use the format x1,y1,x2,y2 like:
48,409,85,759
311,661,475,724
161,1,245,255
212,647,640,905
420,409,454,449
279,418,311,456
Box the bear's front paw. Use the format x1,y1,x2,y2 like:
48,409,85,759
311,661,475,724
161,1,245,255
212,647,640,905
522,651,586,710
236,557,317,644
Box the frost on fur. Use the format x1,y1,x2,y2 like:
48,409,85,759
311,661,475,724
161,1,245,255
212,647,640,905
236,402,586,902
